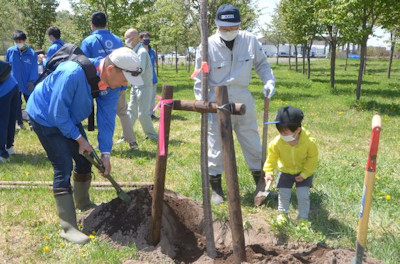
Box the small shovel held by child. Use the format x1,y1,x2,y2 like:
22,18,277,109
254,178,273,206
83,149,131,205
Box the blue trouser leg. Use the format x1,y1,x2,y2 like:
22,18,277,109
30,118,91,189
0,86,18,159
16,92,23,125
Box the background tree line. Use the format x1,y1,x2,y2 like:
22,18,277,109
265,0,400,100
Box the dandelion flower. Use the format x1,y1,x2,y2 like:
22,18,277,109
89,234,95,239
43,246,50,252
385,195,391,201
375,176,380,180
91,231,97,235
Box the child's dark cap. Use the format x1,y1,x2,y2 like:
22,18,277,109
275,105,304,125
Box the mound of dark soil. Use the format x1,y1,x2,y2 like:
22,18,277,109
79,188,382,264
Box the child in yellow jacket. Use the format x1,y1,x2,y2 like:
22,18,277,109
263,106,318,220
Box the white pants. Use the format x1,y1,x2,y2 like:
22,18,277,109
117,90,136,143
127,85,158,140
149,83,157,115
208,87,261,175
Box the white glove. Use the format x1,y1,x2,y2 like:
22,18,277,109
263,83,275,98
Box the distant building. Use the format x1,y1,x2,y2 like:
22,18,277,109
258,37,328,58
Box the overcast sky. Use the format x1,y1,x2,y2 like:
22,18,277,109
57,0,390,49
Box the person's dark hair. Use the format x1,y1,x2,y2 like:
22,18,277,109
46,26,61,39
35,49,45,55
91,11,107,28
276,122,301,133
275,105,304,133
139,31,151,39
13,30,27,41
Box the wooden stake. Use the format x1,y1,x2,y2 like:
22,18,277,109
200,0,217,258
215,86,246,263
150,85,174,245
173,100,245,115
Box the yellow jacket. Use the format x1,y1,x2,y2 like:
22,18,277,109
263,128,318,179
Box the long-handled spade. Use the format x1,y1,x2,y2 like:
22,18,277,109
83,150,131,205
254,94,271,206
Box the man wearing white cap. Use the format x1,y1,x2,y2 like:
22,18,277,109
193,4,276,204
26,47,143,245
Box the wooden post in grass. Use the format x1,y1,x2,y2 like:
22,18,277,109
150,85,174,245
353,115,382,264
215,85,246,263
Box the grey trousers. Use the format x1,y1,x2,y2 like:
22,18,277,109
278,187,310,219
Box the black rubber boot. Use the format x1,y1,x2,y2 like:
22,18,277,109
209,174,224,205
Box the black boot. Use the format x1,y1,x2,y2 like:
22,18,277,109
209,174,224,204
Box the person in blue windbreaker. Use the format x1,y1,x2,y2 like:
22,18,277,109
0,60,19,162
80,12,137,150
26,47,144,245
44,26,65,62
5,30,38,130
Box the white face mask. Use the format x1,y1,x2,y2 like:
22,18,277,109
217,29,239,41
280,134,296,142
15,42,25,49
125,39,133,48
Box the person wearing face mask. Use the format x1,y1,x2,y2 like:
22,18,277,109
26,47,143,244
192,4,276,204
5,30,38,131
122,28,158,142
139,31,159,121
44,26,65,64
263,106,318,223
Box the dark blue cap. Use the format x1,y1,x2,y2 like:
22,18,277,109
215,4,241,27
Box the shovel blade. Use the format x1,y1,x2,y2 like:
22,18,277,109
117,190,132,205
254,190,270,206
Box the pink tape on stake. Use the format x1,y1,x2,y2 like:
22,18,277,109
153,95,173,156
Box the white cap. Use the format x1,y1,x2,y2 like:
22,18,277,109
109,47,144,86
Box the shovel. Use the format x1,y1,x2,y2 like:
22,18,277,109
254,178,273,206
83,150,131,205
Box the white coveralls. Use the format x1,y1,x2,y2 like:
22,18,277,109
127,43,158,140
193,30,275,176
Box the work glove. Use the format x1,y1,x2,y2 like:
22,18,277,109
263,83,275,98
27,81,35,92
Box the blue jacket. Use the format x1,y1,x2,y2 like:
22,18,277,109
45,39,65,61
0,73,18,98
26,58,120,153
81,29,126,91
148,46,158,84
6,45,38,95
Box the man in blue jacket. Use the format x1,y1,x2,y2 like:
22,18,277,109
0,60,19,162
81,12,137,150
26,47,143,245
6,30,38,129
45,26,65,61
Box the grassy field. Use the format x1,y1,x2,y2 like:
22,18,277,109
1,57,399,263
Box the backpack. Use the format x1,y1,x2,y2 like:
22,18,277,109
35,43,101,97
0,60,12,83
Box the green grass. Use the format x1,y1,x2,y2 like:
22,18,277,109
1,58,400,263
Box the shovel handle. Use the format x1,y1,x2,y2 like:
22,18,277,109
265,178,272,191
